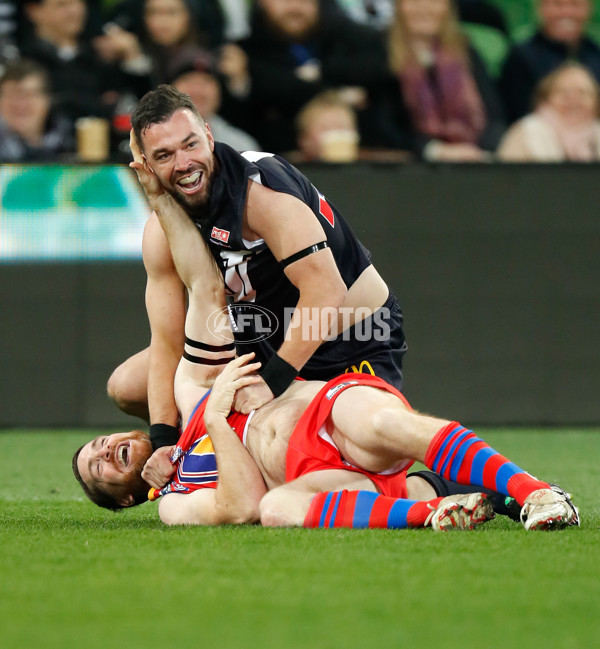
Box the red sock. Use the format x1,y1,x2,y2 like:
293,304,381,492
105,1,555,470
424,422,549,505
303,491,444,529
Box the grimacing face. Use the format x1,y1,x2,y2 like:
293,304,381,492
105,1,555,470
77,431,153,507
140,108,217,219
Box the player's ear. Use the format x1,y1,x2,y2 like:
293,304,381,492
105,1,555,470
206,123,215,151
118,493,135,508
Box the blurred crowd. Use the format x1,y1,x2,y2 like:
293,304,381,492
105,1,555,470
1,0,600,164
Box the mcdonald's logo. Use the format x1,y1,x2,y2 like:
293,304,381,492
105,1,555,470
346,360,376,376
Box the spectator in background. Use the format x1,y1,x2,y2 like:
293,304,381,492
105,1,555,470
332,0,507,34
499,0,600,124
21,0,150,125
236,0,389,153
0,58,74,161
93,0,211,87
94,0,252,155
105,0,225,50
285,89,411,162
286,90,361,162
0,1,19,67
373,0,504,161
168,47,260,152
498,62,600,161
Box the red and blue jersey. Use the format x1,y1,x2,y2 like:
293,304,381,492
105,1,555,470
149,391,251,499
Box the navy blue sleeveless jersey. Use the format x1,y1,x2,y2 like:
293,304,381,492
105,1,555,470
198,143,372,347
194,143,406,386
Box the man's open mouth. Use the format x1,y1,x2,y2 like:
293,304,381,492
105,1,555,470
177,171,203,193
117,443,129,467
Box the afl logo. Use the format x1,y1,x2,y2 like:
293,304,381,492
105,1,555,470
207,304,278,344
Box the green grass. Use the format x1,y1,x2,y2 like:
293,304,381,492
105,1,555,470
1,429,599,649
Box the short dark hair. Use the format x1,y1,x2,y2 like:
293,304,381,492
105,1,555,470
131,84,204,150
72,445,149,512
0,58,51,94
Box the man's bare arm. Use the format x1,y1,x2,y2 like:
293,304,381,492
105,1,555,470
248,183,347,369
158,354,268,526
143,214,186,432
234,183,347,412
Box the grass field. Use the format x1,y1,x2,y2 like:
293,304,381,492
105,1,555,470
0,428,599,649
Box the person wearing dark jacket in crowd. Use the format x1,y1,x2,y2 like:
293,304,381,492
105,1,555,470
499,0,600,124
0,58,74,161
236,0,389,153
21,0,150,124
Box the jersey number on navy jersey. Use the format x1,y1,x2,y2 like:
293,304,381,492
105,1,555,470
220,250,256,301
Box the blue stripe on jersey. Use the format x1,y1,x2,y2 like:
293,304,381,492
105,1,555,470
187,389,212,424
352,491,380,528
176,437,218,484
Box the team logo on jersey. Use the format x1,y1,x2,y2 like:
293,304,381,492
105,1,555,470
211,226,230,245
176,435,218,486
317,192,335,228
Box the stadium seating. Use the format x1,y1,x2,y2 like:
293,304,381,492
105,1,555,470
461,22,509,78
487,0,537,40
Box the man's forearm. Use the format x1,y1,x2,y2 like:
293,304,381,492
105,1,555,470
277,281,347,370
147,341,182,449
204,414,266,524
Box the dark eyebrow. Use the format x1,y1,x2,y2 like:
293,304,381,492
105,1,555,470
152,133,197,159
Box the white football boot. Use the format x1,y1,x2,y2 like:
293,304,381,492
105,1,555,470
427,492,495,531
520,484,580,531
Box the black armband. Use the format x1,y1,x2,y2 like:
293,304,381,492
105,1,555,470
280,241,328,269
149,423,180,450
260,353,298,397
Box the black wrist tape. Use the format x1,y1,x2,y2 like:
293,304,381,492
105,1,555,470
149,423,180,450
260,353,298,397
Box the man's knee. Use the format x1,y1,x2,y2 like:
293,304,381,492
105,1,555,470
259,489,309,527
106,364,132,408
106,353,149,420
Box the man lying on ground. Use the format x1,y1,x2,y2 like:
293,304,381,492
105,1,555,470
73,152,579,532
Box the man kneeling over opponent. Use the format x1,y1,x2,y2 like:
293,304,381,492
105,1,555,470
73,148,579,532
